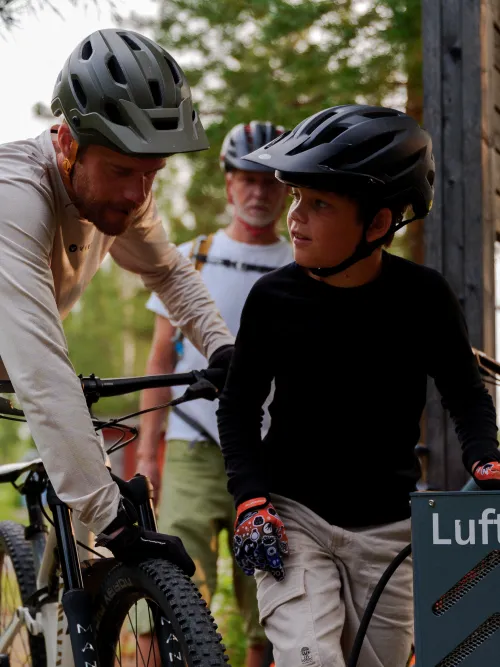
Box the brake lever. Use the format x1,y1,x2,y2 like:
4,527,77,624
0,396,24,417
169,370,220,407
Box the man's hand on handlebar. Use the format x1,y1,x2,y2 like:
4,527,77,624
171,346,234,407
207,344,234,393
95,497,196,576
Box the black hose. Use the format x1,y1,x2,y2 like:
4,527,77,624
347,543,412,667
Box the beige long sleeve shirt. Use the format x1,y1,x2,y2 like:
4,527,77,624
0,129,234,534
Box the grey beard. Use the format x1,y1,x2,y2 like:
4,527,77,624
233,202,276,228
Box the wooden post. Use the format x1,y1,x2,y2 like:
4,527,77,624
422,0,497,490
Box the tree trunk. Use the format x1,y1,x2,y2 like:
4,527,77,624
405,50,425,266
405,47,427,444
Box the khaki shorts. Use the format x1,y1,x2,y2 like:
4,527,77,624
255,494,413,667
152,439,265,645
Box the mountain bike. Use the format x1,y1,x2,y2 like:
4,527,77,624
0,368,230,666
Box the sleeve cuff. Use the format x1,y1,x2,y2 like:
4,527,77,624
462,443,500,474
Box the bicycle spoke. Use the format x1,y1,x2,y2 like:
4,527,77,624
126,606,147,666
148,605,157,667
135,603,138,667
106,589,193,667
0,554,32,667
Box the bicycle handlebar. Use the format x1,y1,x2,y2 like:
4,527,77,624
79,368,224,399
0,368,224,399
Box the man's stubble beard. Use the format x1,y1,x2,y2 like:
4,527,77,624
70,164,134,236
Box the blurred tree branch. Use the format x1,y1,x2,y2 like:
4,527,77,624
0,0,117,31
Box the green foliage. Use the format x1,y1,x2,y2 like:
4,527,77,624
63,261,155,418
211,530,247,667
154,0,422,233
0,0,112,30
0,418,31,465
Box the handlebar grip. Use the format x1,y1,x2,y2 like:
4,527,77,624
200,368,226,385
0,396,24,416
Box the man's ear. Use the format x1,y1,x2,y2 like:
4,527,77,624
58,123,73,158
57,123,79,176
225,172,234,205
365,208,392,244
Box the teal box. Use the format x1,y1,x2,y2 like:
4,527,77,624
411,491,500,667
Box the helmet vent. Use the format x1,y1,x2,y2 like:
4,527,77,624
71,76,87,109
164,57,181,85
265,131,289,150
121,34,141,51
312,125,347,145
304,109,339,136
244,125,254,150
104,101,126,126
286,126,346,156
149,80,162,106
81,40,93,61
151,118,178,131
107,56,127,85
427,170,435,187
362,110,399,119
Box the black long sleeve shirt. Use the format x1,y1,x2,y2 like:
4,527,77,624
216,252,500,527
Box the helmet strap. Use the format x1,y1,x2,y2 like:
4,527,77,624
309,214,417,278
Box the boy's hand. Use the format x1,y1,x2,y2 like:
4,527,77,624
472,461,500,489
233,497,289,582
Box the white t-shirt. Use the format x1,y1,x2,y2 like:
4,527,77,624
147,229,293,444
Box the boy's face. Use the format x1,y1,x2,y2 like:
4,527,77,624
287,187,364,268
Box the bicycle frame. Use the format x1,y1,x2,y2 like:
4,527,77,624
0,367,221,666
0,465,158,667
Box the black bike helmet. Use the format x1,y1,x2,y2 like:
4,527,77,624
51,28,209,157
220,121,285,172
242,104,435,276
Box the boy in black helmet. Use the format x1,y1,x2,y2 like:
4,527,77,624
216,104,500,667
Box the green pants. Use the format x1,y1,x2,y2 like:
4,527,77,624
157,439,265,646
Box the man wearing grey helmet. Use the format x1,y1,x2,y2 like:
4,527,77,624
0,28,234,567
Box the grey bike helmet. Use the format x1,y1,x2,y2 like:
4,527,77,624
220,121,285,172
51,28,209,157
242,104,435,276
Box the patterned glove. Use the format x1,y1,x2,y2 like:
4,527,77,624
233,497,289,582
473,461,500,490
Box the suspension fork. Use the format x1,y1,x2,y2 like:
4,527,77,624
47,484,101,667
23,471,48,573
110,472,158,530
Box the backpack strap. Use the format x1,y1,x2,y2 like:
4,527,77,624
189,233,215,272
172,233,216,362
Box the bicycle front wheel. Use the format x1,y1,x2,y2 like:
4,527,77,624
94,558,229,666
0,521,46,667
